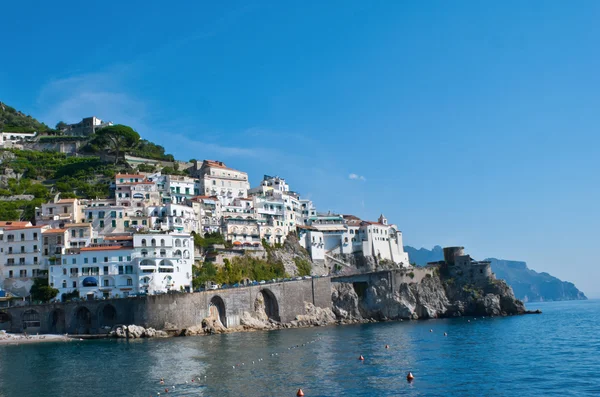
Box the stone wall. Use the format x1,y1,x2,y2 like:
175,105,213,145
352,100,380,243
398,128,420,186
1,277,332,334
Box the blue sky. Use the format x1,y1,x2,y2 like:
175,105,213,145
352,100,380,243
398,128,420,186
1,1,599,297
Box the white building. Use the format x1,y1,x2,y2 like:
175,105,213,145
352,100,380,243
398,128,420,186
0,224,47,297
297,214,410,267
195,160,250,206
187,196,222,234
51,232,194,299
165,175,200,204
0,131,37,148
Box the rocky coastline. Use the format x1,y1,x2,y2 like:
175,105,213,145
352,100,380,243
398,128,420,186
106,263,540,340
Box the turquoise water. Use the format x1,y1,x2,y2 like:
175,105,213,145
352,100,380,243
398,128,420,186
0,300,599,397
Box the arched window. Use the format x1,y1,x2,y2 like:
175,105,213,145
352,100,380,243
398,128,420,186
160,249,166,257
183,239,188,247
174,250,182,257
175,239,182,247
141,249,148,257
141,239,147,247
151,239,156,247
160,239,165,246
183,250,190,259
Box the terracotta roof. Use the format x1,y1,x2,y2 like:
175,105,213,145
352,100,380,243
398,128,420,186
0,221,31,227
43,228,68,234
103,236,133,241
80,245,129,252
2,225,43,231
116,174,144,179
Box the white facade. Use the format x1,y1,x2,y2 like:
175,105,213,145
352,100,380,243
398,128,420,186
197,160,250,206
51,232,194,299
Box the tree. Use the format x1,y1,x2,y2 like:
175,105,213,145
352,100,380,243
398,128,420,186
55,121,68,130
30,278,59,303
90,124,140,165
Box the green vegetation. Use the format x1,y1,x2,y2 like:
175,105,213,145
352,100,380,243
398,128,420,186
29,278,59,303
294,257,312,277
61,289,79,303
408,271,415,279
129,139,175,161
193,232,227,249
88,124,140,165
0,102,50,133
192,256,287,289
38,136,87,143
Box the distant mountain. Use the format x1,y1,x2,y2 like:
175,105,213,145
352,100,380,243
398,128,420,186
404,246,587,302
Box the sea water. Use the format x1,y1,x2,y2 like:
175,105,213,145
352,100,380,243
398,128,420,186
0,300,598,397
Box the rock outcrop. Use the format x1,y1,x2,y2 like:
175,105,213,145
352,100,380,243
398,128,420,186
332,268,530,322
110,325,169,338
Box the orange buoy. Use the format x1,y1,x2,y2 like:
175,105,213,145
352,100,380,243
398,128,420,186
297,388,305,396
165,388,169,393
407,372,415,382
359,355,365,361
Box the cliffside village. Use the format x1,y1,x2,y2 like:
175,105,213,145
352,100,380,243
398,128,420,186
0,119,414,303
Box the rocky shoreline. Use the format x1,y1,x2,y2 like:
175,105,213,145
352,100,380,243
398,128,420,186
107,268,541,340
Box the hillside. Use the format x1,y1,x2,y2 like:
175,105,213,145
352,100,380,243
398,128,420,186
404,246,587,302
0,102,182,221
0,102,51,133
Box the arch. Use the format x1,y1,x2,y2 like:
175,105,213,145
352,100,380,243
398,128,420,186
22,309,41,331
183,239,189,247
0,312,12,331
151,239,156,247
209,295,227,328
160,239,165,246
98,304,117,328
256,289,280,322
183,250,190,259
174,249,182,257
49,309,66,334
140,259,154,267
159,259,173,267
175,239,182,247
74,307,92,334
141,239,147,247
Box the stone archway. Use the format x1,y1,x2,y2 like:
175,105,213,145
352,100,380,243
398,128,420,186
22,309,41,332
209,295,227,328
0,312,12,331
50,309,66,334
74,307,92,334
255,289,280,322
98,304,117,328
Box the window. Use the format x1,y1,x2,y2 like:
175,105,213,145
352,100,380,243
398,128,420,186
73,281,77,288
151,239,156,247
124,221,130,228
8,270,13,278
119,256,123,262
79,229,84,238
84,258,88,264
103,279,109,287
20,246,24,253
118,266,124,274
20,269,27,277
141,239,147,247
111,211,116,218
19,258,25,265
142,220,147,226
104,257,108,263
126,278,133,286
62,281,67,288
104,266,109,274
71,230,76,238
33,233,38,239
33,245,38,251
100,220,104,228
44,237,49,245
93,257,97,263
63,268,67,275
33,257,38,264
161,239,165,246
20,233,25,241
112,220,116,228
127,256,131,261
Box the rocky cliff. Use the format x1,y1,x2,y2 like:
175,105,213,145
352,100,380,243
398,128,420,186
331,267,535,322
404,246,587,302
